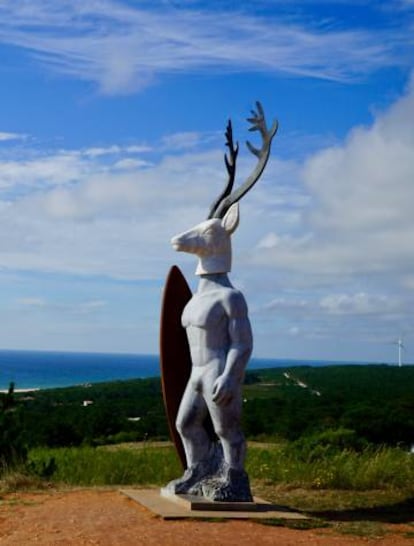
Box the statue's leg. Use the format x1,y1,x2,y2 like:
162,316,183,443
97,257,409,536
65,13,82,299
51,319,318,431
164,375,220,495
175,379,210,467
206,386,246,470
200,381,252,502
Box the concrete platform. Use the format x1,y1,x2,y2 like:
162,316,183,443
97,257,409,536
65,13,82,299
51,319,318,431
121,489,309,521
160,488,259,511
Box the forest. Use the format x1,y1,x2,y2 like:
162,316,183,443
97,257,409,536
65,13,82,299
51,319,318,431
2,363,413,462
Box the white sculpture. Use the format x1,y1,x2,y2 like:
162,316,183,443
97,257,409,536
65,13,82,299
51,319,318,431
165,103,278,501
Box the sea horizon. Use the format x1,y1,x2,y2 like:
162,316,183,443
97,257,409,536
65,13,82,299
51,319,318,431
0,348,395,391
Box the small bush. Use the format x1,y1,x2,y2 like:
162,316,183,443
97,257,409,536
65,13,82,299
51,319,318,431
290,428,367,461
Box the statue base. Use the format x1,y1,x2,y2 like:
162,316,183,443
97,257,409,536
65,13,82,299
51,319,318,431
162,454,253,503
160,489,257,511
121,489,310,521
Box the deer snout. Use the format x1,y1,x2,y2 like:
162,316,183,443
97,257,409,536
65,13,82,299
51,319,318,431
171,232,196,252
171,234,184,251
171,229,205,255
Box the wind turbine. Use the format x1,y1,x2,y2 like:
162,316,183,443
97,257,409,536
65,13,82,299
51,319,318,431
395,336,404,367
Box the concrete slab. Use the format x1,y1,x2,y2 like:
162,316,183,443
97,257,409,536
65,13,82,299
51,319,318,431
160,488,259,511
121,489,309,521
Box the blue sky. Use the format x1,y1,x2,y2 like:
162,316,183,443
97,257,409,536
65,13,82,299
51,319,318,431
0,0,414,363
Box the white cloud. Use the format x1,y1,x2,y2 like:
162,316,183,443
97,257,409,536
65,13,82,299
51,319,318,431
253,74,414,280
0,135,227,279
81,144,151,158
319,292,400,316
113,158,149,171
0,132,28,142
0,143,153,194
262,297,310,313
0,1,410,93
240,75,414,358
16,297,107,314
16,297,46,307
257,232,280,249
161,132,206,151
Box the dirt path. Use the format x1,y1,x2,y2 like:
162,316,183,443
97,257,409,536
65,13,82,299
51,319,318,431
0,489,412,545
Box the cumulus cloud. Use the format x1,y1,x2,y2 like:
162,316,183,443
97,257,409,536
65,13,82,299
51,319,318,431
0,1,411,93
253,74,414,280
244,74,414,356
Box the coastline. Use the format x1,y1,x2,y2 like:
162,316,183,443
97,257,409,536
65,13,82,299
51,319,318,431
0,351,398,394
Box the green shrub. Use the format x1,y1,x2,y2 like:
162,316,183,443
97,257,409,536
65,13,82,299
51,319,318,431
290,428,367,461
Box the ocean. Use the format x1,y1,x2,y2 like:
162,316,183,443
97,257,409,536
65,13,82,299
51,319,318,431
0,349,371,390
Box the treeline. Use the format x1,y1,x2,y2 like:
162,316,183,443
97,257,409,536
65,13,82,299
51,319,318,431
6,364,414,455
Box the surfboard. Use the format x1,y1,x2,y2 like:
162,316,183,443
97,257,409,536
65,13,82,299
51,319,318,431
159,265,193,469
160,265,217,470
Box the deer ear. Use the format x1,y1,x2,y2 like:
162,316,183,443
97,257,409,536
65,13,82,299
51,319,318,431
222,203,239,234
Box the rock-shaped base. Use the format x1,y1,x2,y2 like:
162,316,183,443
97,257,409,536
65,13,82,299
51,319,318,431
163,442,223,496
164,460,213,496
201,465,252,502
164,448,252,503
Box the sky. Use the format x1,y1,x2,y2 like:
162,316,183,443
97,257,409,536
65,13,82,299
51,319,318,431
0,0,414,363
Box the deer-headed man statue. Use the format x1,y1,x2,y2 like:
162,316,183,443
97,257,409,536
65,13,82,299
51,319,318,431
163,102,278,502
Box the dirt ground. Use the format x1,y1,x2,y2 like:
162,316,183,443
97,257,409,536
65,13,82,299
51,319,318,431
0,488,413,546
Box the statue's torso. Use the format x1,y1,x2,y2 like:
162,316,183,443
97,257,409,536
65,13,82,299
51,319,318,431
182,287,246,368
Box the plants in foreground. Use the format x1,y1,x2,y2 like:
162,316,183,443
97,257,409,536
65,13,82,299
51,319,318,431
28,444,181,486
247,441,414,491
26,440,414,494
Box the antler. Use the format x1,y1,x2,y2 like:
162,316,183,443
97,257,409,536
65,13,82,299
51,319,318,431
210,101,278,219
208,120,239,219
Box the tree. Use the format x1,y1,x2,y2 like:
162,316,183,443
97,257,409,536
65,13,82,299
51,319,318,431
0,383,27,468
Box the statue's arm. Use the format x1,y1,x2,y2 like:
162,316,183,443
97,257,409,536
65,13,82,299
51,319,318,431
211,292,253,406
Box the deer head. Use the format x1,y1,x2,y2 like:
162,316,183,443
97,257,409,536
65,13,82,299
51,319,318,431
171,102,278,276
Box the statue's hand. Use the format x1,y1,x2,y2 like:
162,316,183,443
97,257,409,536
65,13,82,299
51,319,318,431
212,374,236,406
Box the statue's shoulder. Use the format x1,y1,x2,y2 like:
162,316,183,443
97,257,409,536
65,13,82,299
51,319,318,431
221,287,248,316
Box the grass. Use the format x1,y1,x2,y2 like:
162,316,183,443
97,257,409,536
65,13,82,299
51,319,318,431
27,444,182,486
25,441,414,492
246,442,414,490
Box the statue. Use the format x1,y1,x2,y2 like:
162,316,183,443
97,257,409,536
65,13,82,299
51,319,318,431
162,102,278,502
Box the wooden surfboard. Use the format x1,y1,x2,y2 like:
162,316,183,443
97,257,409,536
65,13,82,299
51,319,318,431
159,265,193,469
